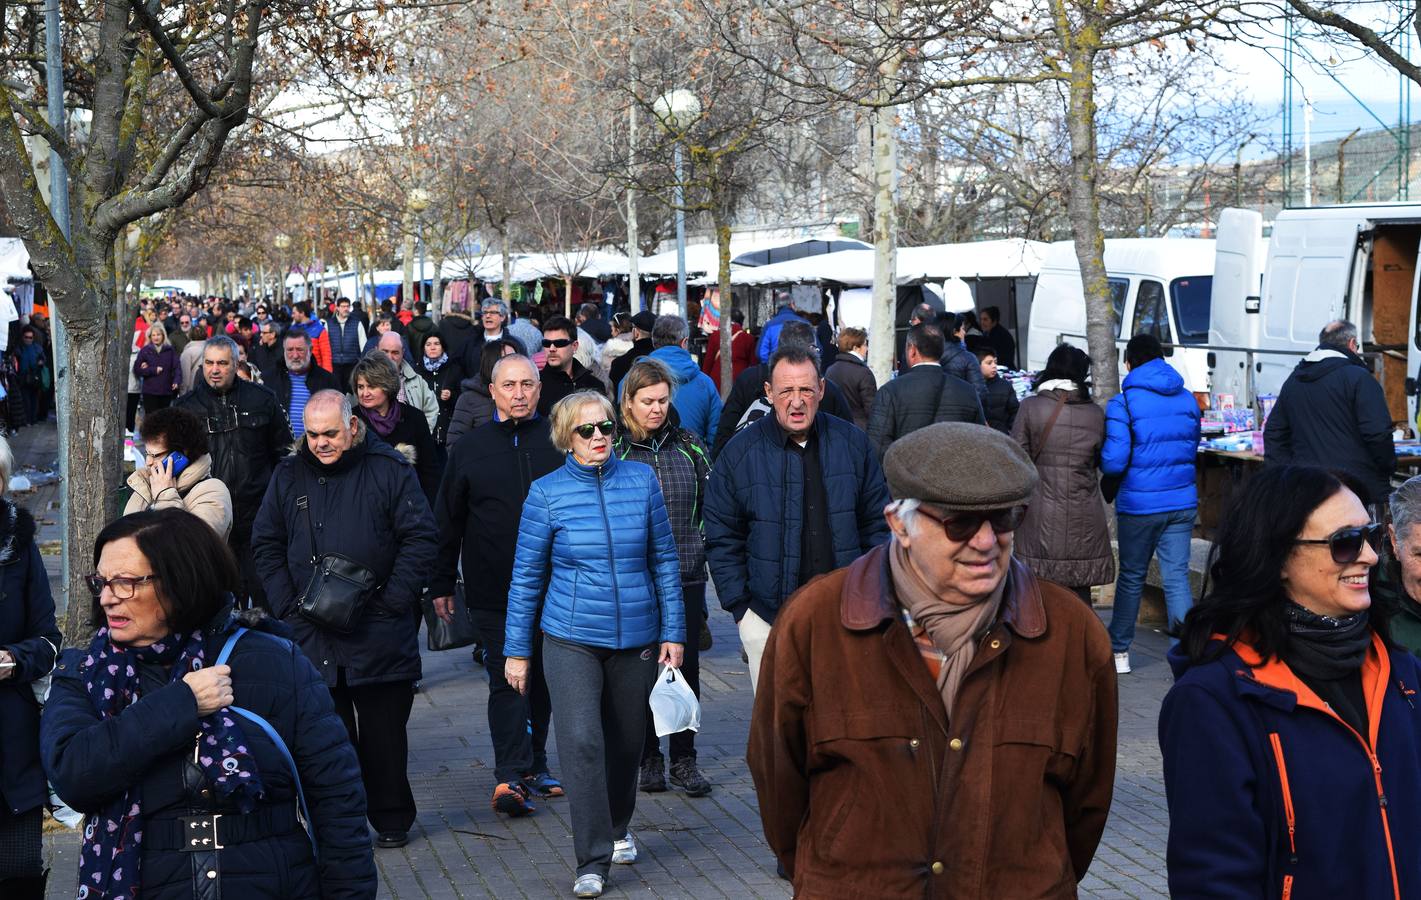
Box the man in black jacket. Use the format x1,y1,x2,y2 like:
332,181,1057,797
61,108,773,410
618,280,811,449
266,330,340,433
1265,319,1397,506
711,321,857,458
609,310,655,393
248,320,284,382
866,323,985,459
430,354,564,818
536,315,606,415
251,389,437,849
175,335,292,608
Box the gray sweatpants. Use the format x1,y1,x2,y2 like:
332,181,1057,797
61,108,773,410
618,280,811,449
542,634,658,877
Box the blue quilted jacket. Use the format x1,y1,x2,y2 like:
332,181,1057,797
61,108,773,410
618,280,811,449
504,452,685,657
1101,359,1201,516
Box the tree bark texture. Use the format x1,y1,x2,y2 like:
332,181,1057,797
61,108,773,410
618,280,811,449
868,93,898,386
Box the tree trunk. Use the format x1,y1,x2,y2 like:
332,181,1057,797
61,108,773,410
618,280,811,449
500,226,513,304
1057,15,1119,400
867,89,898,386
564,275,573,319
401,213,415,312
430,251,445,322
716,220,734,398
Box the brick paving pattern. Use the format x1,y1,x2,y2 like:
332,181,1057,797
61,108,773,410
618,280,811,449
23,423,1176,899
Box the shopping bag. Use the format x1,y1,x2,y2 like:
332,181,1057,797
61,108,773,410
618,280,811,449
420,584,478,651
649,664,700,737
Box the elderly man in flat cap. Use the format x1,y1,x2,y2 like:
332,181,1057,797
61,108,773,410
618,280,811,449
747,422,1118,899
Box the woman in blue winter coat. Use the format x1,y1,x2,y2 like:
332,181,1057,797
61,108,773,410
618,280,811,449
504,390,685,899
1161,465,1421,900
41,508,377,900
1101,332,1201,674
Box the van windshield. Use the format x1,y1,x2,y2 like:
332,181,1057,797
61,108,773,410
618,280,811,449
1170,276,1212,345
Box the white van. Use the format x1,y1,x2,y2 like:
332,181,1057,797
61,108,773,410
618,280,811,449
1025,238,1217,392
1211,203,1421,430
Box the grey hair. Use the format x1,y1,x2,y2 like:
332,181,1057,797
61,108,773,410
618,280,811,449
204,334,240,362
1319,319,1358,350
306,389,353,423
1392,476,1421,546
490,353,540,384
887,497,922,534
651,314,689,349
480,298,509,318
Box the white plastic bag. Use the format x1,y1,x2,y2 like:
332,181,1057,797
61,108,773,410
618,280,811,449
649,664,700,737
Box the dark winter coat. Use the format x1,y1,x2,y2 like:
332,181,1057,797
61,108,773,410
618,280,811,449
437,312,478,363
615,420,711,584
941,341,987,401
1161,633,1421,900
984,323,1018,370
1264,346,1397,506
266,364,340,422
749,547,1117,899
535,360,606,416
609,337,653,394
705,412,891,625
711,361,857,459
865,363,986,460
41,607,377,899
135,343,181,396
415,357,458,443
430,414,563,605
1011,389,1115,588
176,380,293,544
250,431,437,687
824,351,877,430
0,504,59,816
983,375,1020,433
326,315,366,365
406,315,438,360
1102,359,1202,516
504,452,685,658
249,341,284,384
446,375,495,447
580,316,612,345
355,401,443,503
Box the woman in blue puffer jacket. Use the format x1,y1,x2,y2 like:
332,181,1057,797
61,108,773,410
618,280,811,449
504,390,685,899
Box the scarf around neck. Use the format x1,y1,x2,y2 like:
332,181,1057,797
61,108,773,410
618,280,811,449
421,353,448,373
889,538,1005,719
364,401,402,437
1283,601,1372,680
79,627,264,900
1036,379,1079,395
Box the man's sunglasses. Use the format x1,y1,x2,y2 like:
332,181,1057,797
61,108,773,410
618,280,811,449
542,338,574,348
574,420,616,439
1294,523,1384,564
914,504,1028,542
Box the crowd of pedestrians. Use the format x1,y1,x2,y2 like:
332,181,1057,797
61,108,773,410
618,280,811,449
5,288,1421,899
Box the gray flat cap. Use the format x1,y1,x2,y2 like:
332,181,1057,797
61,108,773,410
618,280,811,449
883,422,1038,510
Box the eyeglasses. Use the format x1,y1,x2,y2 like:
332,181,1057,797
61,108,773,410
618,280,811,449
542,338,574,348
913,504,1028,542
1294,523,1384,564
573,420,616,439
85,574,157,600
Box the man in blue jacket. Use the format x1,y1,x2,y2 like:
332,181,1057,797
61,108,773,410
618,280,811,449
705,344,892,693
757,300,810,363
1101,334,1201,675
648,314,723,445
1264,319,1396,508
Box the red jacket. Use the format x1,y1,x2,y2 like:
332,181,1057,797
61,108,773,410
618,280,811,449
700,324,755,391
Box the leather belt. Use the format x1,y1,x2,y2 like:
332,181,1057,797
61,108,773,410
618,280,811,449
145,805,302,852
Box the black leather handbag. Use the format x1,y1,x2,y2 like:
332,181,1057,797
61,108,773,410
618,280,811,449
294,482,379,633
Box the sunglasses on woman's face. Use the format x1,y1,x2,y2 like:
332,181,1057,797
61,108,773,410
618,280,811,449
913,504,1029,542
1294,522,1384,564
574,420,616,439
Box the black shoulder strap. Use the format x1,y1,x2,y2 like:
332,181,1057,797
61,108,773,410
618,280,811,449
1119,388,1136,470
294,464,317,564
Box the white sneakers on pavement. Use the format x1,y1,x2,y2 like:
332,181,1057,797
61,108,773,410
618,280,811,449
612,831,638,864
1114,652,1132,675
572,873,605,897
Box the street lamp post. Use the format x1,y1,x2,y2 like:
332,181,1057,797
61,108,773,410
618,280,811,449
408,189,431,311
653,89,701,320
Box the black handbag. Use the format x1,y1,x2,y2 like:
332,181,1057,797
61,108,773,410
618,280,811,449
294,482,379,633
421,583,479,651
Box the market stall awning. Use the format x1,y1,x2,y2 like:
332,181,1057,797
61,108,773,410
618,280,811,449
692,239,1049,287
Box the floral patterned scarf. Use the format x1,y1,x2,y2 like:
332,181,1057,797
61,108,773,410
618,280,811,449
77,627,264,900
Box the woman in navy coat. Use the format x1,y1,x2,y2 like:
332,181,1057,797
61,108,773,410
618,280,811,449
0,438,60,899
504,390,685,899
1161,466,1421,900
41,509,376,899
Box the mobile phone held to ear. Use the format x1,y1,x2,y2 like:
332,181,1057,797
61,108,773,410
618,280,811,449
164,451,190,478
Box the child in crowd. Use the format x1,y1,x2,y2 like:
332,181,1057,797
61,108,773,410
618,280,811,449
977,348,1019,433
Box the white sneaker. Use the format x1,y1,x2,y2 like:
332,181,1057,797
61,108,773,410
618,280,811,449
572,873,605,897
611,831,637,864
1114,652,1132,675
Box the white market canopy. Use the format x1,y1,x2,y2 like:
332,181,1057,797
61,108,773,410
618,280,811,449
0,238,30,283
692,238,1049,287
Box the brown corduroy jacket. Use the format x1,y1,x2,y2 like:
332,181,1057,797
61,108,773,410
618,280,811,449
748,545,1118,899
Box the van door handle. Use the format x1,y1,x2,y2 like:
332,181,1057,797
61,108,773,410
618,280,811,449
1207,352,1216,367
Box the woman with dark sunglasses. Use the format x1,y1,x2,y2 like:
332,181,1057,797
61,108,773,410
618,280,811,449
503,390,685,898
1160,465,1421,900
